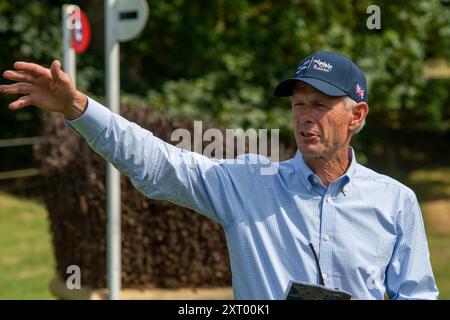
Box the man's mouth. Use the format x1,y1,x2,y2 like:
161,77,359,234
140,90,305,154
300,131,319,138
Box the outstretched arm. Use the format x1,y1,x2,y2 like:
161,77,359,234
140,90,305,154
1,60,238,227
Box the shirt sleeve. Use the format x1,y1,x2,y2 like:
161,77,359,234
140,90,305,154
65,97,237,227
385,192,439,300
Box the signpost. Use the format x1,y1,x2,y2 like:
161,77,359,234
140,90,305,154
71,10,91,54
105,0,149,300
62,5,91,82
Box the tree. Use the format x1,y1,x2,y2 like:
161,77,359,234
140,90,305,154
1,0,449,171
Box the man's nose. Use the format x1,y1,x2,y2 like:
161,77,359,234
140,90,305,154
295,111,315,124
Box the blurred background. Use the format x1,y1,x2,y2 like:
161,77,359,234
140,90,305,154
0,0,449,299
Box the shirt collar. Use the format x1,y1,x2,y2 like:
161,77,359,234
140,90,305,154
294,147,358,195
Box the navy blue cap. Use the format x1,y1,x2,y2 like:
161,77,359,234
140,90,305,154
274,51,368,103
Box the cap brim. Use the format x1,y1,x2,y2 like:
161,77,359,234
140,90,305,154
274,77,347,97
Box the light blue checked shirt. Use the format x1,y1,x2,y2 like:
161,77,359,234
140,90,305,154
66,97,438,300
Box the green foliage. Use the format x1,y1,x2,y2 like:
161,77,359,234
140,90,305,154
0,0,63,139
0,0,102,139
0,0,449,158
134,0,449,144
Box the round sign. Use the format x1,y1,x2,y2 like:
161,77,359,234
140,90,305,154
71,10,91,53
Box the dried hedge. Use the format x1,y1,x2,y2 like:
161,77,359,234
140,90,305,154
34,101,295,289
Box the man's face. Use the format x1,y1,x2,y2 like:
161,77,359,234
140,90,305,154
291,82,352,159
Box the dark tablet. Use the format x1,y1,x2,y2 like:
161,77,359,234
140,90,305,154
284,280,352,300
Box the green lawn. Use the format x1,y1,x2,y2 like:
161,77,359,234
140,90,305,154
0,167,448,299
0,192,55,299
428,234,450,299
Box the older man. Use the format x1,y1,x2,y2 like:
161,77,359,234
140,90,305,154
0,50,438,299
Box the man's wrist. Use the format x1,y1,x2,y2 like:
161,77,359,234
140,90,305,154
65,92,88,120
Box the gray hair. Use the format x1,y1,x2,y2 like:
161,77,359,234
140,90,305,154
344,96,366,134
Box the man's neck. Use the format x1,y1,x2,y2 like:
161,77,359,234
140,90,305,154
303,147,351,187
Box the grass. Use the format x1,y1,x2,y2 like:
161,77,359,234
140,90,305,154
427,234,450,299
0,192,55,299
0,167,448,300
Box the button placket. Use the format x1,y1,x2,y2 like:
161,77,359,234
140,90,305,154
319,192,336,288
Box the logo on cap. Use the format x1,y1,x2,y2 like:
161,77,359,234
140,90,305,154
355,83,365,100
296,59,311,76
312,58,333,72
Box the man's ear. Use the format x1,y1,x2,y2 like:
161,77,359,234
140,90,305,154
349,102,369,131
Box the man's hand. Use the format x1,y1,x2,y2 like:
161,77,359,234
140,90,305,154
0,60,87,120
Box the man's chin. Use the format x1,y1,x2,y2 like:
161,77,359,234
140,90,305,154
297,146,323,158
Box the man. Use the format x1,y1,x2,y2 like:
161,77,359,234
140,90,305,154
0,51,438,299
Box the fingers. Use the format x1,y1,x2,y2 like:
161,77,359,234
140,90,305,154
0,82,32,95
13,61,52,79
3,70,36,84
50,60,64,81
8,95,32,110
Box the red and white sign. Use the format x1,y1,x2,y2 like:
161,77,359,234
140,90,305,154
71,9,91,53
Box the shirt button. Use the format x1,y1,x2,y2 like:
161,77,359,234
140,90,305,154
323,274,328,280
326,197,333,203
323,235,330,241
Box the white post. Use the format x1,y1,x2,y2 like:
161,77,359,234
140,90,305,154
62,5,78,82
104,0,148,301
105,0,121,300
